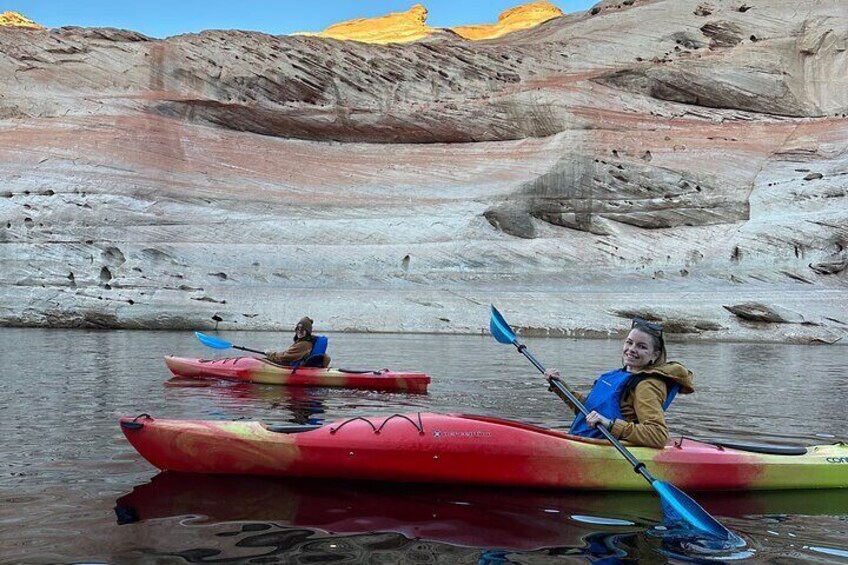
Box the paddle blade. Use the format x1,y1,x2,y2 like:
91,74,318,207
489,306,517,345
194,331,233,350
652,481,743,545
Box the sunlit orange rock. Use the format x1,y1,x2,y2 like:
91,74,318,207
307,4,433,44
0,11,43,29
304,1,564,44
453,1,563,40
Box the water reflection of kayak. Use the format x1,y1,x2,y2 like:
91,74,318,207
115,472,848,551
119,412,848,490
115,473,594,550
166,381,332,425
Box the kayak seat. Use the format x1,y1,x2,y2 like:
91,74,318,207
704,439,808,456
266,424,323,434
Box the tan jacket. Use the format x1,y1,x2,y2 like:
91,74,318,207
555,362,695,449
266,339,313,366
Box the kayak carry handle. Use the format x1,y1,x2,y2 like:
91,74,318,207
121,413,152,430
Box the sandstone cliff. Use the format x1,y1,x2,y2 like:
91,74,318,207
0,0,846,344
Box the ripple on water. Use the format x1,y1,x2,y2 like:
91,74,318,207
805,546,848,559
571,514,636,526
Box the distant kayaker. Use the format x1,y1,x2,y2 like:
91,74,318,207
265,317,331,367
544,318,694,449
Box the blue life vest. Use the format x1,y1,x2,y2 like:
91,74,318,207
568,368,680,439
292,335,328,368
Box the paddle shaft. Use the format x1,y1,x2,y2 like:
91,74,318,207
514,342,657,484
233,344,267,356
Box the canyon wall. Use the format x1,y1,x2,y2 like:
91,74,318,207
0,0,846,344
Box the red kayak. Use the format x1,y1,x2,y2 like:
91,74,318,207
120,412,848,491
164,356,430,393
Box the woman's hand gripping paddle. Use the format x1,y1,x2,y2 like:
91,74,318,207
488,305,744,547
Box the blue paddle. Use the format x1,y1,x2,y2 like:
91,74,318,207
489,305,744,545
194,332,266,355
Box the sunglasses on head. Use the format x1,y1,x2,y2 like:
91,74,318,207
631,317,663,336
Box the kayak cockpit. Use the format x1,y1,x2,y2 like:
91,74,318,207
265,423,323,434
698,438,809,456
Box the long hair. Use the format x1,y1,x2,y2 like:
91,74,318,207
646,332,667,366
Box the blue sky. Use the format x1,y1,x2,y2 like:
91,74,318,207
13,1,597,38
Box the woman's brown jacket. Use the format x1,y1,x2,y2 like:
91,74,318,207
555,362,695,449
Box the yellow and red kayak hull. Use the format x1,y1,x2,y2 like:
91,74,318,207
121,412,848,491
164,356,430,393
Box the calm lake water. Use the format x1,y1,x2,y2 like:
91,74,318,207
0,327,846,564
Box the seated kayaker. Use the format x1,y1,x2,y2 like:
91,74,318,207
265,317,331,368
544,318,694,449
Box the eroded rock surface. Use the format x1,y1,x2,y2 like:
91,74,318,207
0,0,845,344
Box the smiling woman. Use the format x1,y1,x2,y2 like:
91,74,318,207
488,307,744,547
544,317,695,449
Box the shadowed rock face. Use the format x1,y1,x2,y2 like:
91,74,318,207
0,0,846,343
149,33,542,143
598,19,848,117
525,154,750,233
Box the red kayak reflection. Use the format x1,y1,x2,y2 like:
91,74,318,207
165,379,331,425
116,473,607,550
115,472,848,552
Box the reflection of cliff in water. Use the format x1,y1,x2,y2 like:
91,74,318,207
115,472,848,559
